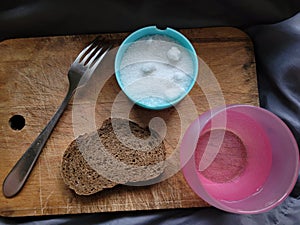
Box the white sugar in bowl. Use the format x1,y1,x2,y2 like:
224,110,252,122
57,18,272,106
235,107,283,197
115,26,198,110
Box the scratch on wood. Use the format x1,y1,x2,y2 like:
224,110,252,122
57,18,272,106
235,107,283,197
66,199,71,214
42,190,54,212
23,72,38,93
3,134,10,149
43,151,56,180
38,160,43,214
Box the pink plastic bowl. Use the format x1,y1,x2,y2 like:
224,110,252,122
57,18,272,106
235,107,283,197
180,104,299,214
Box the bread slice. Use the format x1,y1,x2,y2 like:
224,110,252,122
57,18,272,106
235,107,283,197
61,118,166,195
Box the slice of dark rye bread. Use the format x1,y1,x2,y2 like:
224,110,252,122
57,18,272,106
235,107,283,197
61,118,166,195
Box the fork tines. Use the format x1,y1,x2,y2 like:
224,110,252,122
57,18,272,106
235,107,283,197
77,37,111,69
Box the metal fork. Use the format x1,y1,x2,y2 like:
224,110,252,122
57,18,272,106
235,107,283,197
2,38,110,198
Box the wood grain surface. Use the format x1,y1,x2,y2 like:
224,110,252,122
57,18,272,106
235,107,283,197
0,27,258,217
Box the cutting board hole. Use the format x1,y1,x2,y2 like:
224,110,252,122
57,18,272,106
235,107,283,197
9,115,25,130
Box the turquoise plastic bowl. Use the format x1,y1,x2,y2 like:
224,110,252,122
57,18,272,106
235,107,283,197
115,26,198,110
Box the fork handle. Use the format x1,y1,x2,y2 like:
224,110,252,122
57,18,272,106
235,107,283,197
2,87,75,198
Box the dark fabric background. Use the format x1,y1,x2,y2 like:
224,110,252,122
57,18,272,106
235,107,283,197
1,0,300,224
1,0,299,39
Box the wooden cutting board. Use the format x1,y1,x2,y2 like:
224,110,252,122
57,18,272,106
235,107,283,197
0,27,258,217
